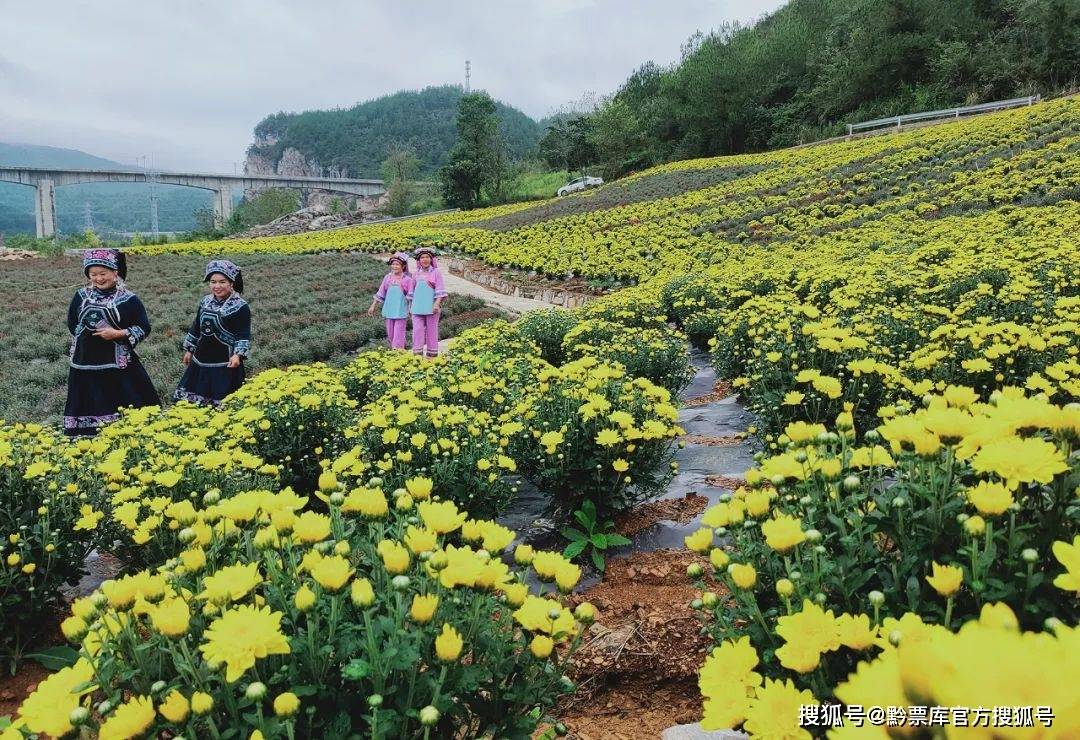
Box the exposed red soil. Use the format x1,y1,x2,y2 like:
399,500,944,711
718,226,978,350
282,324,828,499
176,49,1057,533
0,660,50,719
680,434,744,447
683,380,733,407
704,475,747,491
552,548,722,739
614,492,710,538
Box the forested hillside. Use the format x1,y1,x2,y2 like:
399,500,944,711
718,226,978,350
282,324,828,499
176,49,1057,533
247,85,542,178
559,0,1080,177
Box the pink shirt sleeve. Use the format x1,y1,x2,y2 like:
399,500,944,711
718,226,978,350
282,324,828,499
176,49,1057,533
431,268,448,299
374,274,391,302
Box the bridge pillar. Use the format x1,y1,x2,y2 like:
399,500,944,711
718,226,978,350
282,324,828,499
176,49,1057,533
212,184,234,228
35,179,58,238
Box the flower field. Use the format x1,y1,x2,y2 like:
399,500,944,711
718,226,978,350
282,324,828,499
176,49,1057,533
2,97,1079,737
0,253,499,424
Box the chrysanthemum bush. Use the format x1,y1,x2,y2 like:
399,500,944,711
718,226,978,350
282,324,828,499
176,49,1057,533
562,319,694,395
339,332,682,518
10,481,594,739
511,356,682,514
80,404,279,569
515,309,580,367
223,365,358,492
0,424,105,669
337,390,524,518
683,388,1079,734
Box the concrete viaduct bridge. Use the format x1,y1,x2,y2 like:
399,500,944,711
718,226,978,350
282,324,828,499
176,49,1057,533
0,166,385,237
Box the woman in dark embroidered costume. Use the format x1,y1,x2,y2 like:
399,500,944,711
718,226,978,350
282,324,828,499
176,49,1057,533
174,259,251,406
64,249,161,436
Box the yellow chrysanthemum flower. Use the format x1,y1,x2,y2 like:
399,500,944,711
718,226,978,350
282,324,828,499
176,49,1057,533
199,604,291,682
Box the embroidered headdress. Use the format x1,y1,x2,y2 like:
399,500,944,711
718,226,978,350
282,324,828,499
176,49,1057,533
387,252,410,271
204,259,244,293
414,246,439,268
83,248,127,279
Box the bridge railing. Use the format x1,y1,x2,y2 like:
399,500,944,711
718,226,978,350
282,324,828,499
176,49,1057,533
846,95,1040,135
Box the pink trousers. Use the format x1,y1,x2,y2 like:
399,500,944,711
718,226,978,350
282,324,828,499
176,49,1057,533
412,313,440,356
385,318,407,349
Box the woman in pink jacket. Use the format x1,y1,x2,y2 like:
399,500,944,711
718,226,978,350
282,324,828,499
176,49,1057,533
367,252,414,349
408,247,448,358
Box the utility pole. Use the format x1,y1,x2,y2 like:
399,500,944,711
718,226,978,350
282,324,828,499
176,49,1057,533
465,60,471,94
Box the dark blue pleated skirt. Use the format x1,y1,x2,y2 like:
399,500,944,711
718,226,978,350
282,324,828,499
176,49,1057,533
174,361,245,407
64,359,161,436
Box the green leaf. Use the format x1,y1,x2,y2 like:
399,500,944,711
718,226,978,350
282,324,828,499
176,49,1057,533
561,527,587,542
590,533,608,549
591,548,606,571
605,533,632,547
563,540,587,559
573,509,593,531
26,645,79,671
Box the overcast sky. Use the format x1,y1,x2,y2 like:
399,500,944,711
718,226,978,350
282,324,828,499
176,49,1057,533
0,0,783,172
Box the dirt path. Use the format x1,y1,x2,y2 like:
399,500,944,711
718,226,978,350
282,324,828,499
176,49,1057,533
550,348,755,740
442,269,564,315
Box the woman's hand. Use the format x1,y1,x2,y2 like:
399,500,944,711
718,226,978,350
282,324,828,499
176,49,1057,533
433,300,442,313
367,304,377,316
228,355,241,369
94,327,128,341
182,351,193,366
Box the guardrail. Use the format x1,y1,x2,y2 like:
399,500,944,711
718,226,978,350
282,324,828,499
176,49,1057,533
847,95,1041,135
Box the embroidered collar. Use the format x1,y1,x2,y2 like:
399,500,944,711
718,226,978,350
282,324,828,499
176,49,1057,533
201,291,247,315
83,284,133,304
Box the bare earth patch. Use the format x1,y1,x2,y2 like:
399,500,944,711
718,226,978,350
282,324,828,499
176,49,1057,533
614,492,710,538
680,434,743,447
0,247,42,261
704,475,746,491
683,380,733,407
552,548,721,739
0,660,50,718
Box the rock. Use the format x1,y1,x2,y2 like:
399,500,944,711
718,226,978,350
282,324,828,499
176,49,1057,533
0,247,40,260
276,147,319,178
587,623,635,654
661,723,748,740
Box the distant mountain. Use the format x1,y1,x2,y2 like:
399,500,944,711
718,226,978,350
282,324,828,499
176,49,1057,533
0,142,131,170
246,85,544,178
0,142,209,235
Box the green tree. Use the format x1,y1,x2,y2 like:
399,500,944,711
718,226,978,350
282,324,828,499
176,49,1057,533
438,93,510,209
573,0,1079,167
228,188,301,232
381,147,421,217
538,116,596,176
587,97,649,178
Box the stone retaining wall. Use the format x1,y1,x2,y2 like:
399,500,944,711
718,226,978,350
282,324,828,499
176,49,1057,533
444,258,597,308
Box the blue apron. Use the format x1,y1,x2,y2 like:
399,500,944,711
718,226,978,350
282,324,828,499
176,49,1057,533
411,276,436,315
381,282,409,319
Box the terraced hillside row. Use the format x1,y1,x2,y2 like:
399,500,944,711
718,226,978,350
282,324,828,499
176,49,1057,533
138,96,1079,280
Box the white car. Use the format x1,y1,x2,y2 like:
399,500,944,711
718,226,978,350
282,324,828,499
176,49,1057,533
557,175,603,196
